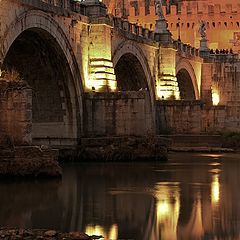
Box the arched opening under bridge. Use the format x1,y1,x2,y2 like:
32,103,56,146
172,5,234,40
3,28,80,143
176,69,196,100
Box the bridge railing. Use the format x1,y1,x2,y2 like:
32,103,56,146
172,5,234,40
112,17,155,41
173,40,199,57
41,0,69,8
21,0,87,14
70,1,87,15
209,53,240,62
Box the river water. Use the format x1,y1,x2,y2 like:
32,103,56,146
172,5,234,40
0,152,240,240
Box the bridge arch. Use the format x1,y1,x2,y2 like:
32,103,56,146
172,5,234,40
176,59,199,100
0,10,83,144
112,41,156,104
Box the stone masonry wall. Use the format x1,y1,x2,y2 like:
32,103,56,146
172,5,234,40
0,80,32,146
84,91,154,136
156,101,240,134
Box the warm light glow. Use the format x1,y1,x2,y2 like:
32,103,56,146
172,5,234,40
211,174,220,204
212,92,220,106
183,192,204,238
157,201,170,216
108,79,117,91
155,48,181,100
86,59,117,92
85,225,104,237
91,60,113,68
157,88,180,100
153,184,180,240
86,78,106,91
85,224,118,240
127,1,240,52
109,224,118,240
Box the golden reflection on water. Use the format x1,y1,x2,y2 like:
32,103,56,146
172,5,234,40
211,174,220,205
153,183,180,240
85,224,118,240
179,192,204,239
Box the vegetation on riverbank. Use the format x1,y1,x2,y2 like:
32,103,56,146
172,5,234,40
0,228,101,240
59,135,168,162
222,132,240,150
0,146,61,177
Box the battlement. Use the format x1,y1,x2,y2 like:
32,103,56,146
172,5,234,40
165,2,240,16
129,2,240,18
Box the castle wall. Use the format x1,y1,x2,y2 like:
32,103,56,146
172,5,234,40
127,1,240,52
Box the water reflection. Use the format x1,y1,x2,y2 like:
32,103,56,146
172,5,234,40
211,174,220,205
152,184,180,240
0,153,240,239
178,192,204,239
85,224,118,240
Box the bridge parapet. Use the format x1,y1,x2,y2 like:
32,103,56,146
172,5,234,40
19,0,88,15
209,53,240,62
112,17,156,42
173,40,199,58
19,0,72,14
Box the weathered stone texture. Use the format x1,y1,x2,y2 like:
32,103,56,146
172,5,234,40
157,101,240,134
0,146,61,177
85,91,154,136
0,80,32,145
3,0,240,145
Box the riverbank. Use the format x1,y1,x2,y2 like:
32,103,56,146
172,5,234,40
161,134,235,152
0,146,61,177
0,228,100,240
58,136,169,162
0,136,168,177
169,146,234,152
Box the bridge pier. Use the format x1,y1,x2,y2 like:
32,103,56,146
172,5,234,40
87,26,117,91
0,79,32,146
84,91,154,136
157,47,180,100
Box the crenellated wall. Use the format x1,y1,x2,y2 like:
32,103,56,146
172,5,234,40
127,0,240,52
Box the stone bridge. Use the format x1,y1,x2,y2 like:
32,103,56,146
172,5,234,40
0,0,238,146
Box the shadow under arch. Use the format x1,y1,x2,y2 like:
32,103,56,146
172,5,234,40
1,10,84,144
112,42,156,133
114,53,148,91
112,41,156,106
176,68,196,100
176,59,200,100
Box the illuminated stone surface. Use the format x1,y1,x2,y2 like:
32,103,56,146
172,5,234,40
1,0,240,145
